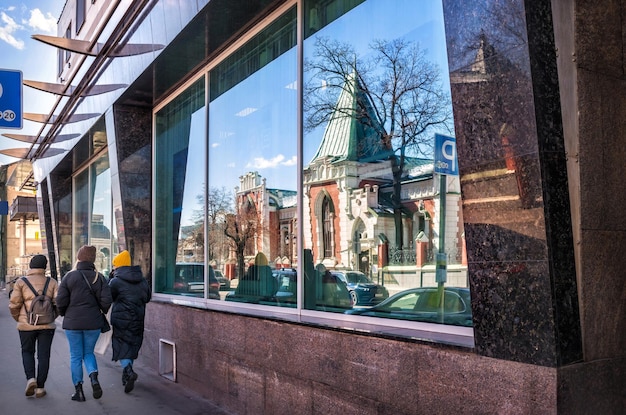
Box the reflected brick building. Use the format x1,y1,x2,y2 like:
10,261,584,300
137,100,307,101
11,1,626,413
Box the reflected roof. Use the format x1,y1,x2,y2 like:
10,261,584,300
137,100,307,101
311,72,391,164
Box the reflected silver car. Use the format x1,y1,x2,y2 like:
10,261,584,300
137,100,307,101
346,287,473,327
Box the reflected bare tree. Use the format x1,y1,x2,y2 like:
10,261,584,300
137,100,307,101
305,37,452,249
223,199,258,279
206,186,232,262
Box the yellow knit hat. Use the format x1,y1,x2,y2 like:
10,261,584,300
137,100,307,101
112,250,131,267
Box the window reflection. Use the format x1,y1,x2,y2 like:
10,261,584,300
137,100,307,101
90,154,114,276
153,1,471,327
154,78,206,297
208,7,298,306
72,152,115,275
302,0,468,325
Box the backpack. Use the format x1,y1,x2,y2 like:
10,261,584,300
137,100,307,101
21,277,57,325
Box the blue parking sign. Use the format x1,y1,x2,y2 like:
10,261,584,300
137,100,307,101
434,133,458,176
0,69,22,129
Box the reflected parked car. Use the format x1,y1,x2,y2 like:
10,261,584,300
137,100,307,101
174,263,220,300
272,268,297,304
345,287,473,327
330,270,389,306
214,270,230,290
269,268,353,310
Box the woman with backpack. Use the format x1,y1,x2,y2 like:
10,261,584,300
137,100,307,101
8,254,58,398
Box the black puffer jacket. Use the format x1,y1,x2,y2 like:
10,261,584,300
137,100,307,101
109,265,151,361
56,261,112,330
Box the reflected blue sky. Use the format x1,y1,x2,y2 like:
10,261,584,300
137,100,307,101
304,0,453,164
208,48,298,194
196,0,453,199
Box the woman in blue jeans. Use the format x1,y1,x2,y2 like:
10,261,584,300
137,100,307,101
56,245,112,402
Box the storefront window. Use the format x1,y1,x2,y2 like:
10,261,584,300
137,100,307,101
302,0,469,325
210,6,297,306
90,154,114,276
152,1,469,328
73,169,89,253
72,152,115,274
154,78,207,297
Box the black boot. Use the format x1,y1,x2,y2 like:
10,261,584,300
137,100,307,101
71,382,85,402
89,372,102,399
123,365,138,393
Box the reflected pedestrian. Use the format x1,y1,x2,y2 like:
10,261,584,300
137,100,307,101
109,250,151,393
8,254,58,398
56,245,112,402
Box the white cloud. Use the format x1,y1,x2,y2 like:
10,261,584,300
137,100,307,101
282,156,297,166
246,154,296,169
0,12,25,50
27,9,57,33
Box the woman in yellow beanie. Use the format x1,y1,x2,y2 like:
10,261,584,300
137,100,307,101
112,250,131,268
108,250,151,393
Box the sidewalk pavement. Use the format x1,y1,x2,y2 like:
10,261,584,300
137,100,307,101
0,289,234,415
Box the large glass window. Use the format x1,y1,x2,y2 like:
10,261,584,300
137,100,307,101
154,78,207,297
152,1,470,331
211,6,297,306
302,0,468,325
72,152,115,274
90,154,114,276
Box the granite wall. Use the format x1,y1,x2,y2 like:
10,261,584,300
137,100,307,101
552,0,626,413
143,301,557,415
131,0,626,413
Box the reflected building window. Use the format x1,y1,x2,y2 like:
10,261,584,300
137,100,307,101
322,196,334,259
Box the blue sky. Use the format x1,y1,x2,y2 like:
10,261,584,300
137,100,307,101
0,1,65,166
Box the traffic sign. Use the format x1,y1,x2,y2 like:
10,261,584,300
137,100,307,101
434,133,458,176
0,69,22,129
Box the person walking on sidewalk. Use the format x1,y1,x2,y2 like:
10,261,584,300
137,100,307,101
108,250,151,393
56,245,112,402
8,255,58,398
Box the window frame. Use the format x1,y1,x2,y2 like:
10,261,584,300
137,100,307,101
150,0,474,349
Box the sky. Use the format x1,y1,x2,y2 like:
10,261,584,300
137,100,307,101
0,1,65,166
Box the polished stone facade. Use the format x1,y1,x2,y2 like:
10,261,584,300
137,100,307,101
443,0,582,367
109,104,152,278
35,0,626,413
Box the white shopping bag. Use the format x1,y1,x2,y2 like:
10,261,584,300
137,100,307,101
94,309,112,355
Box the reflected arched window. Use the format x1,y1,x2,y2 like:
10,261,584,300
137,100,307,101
322,196,334,258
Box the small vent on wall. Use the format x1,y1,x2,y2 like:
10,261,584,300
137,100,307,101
159,339,176,382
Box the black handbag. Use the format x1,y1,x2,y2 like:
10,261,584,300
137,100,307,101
80,271,111,333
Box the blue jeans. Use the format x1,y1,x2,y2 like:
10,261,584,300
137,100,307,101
120,358,134,368
65,329,101,385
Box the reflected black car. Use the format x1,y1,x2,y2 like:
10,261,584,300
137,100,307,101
330,270,389,306
215,270,231,290
345,287,473,327
270,268,352,310
174,263,220,299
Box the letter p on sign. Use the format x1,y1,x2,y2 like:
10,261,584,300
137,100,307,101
434,133,458,176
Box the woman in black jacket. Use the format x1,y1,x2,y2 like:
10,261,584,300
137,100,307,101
56,245,112,402
109,250,151,393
